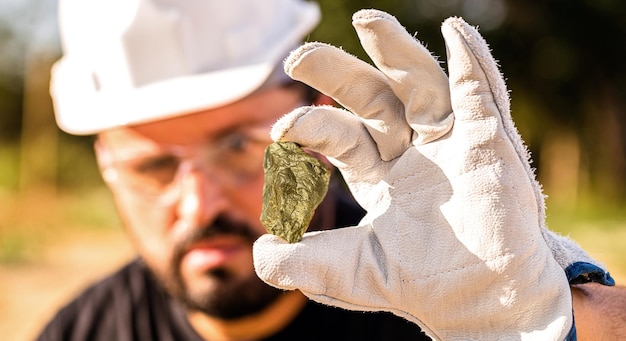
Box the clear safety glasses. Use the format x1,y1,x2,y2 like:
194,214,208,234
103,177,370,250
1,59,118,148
97,125,274,205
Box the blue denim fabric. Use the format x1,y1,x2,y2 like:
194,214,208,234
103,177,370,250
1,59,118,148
565,319,577,341
566,262,616,286
563,261,615,340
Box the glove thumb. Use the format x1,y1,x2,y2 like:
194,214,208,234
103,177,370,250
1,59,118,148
253,226,392,311
253,234,311,290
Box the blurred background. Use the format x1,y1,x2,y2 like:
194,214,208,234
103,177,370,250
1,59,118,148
1,0,625,339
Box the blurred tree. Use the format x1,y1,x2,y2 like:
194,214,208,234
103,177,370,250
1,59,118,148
312,0,626,207
0,0,625,204
0,20,25,142
19,51,58,194
489,0,626,204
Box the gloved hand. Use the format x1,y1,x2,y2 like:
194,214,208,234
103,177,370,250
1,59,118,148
254,10,575,340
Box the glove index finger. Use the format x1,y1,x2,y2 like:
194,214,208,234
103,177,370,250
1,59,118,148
270,105,385,186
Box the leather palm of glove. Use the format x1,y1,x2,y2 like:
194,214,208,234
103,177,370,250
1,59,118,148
254,9,609,340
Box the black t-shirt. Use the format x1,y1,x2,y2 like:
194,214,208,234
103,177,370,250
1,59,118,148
37,259,429,340
37,192,430,340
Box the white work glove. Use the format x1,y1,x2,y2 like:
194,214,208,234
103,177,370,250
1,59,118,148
254,10,581,340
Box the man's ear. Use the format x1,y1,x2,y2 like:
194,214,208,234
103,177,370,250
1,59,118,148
93,136,116,185
313,93,336,106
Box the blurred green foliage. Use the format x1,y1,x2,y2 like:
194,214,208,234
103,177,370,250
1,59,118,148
0,5,624,338
0,0,625,201
310,0,626,207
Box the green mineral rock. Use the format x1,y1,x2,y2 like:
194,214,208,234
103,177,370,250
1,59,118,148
261,142,330,243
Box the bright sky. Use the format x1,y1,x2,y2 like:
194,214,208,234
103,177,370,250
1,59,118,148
0,0,58,41
0,0,59,77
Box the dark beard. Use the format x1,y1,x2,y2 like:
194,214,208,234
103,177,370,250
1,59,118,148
152,214,284,319
181,266,284,319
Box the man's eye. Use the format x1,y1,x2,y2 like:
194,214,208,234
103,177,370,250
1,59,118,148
224,134,252,153
132,155,179,175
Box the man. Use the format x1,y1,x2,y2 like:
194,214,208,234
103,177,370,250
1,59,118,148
39,0,428,340
39,0,624,340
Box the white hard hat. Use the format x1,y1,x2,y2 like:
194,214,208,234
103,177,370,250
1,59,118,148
50,0,321,135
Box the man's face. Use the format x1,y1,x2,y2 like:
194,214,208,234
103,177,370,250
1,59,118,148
96,86,305,319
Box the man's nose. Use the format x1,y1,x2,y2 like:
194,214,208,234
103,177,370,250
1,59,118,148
176,169,229,228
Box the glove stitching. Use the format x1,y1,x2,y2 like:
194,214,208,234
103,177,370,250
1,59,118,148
404,253,513,283
390,160,498,193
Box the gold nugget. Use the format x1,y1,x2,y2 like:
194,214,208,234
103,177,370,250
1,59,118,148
260,142,330,243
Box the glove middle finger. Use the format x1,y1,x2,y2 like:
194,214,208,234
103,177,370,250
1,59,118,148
284,42,410,161
352,9,454,145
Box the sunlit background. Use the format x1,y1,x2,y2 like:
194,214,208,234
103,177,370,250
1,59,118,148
1,0,625,340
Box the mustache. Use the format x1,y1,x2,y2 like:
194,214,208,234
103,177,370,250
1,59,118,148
172,214,261,263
